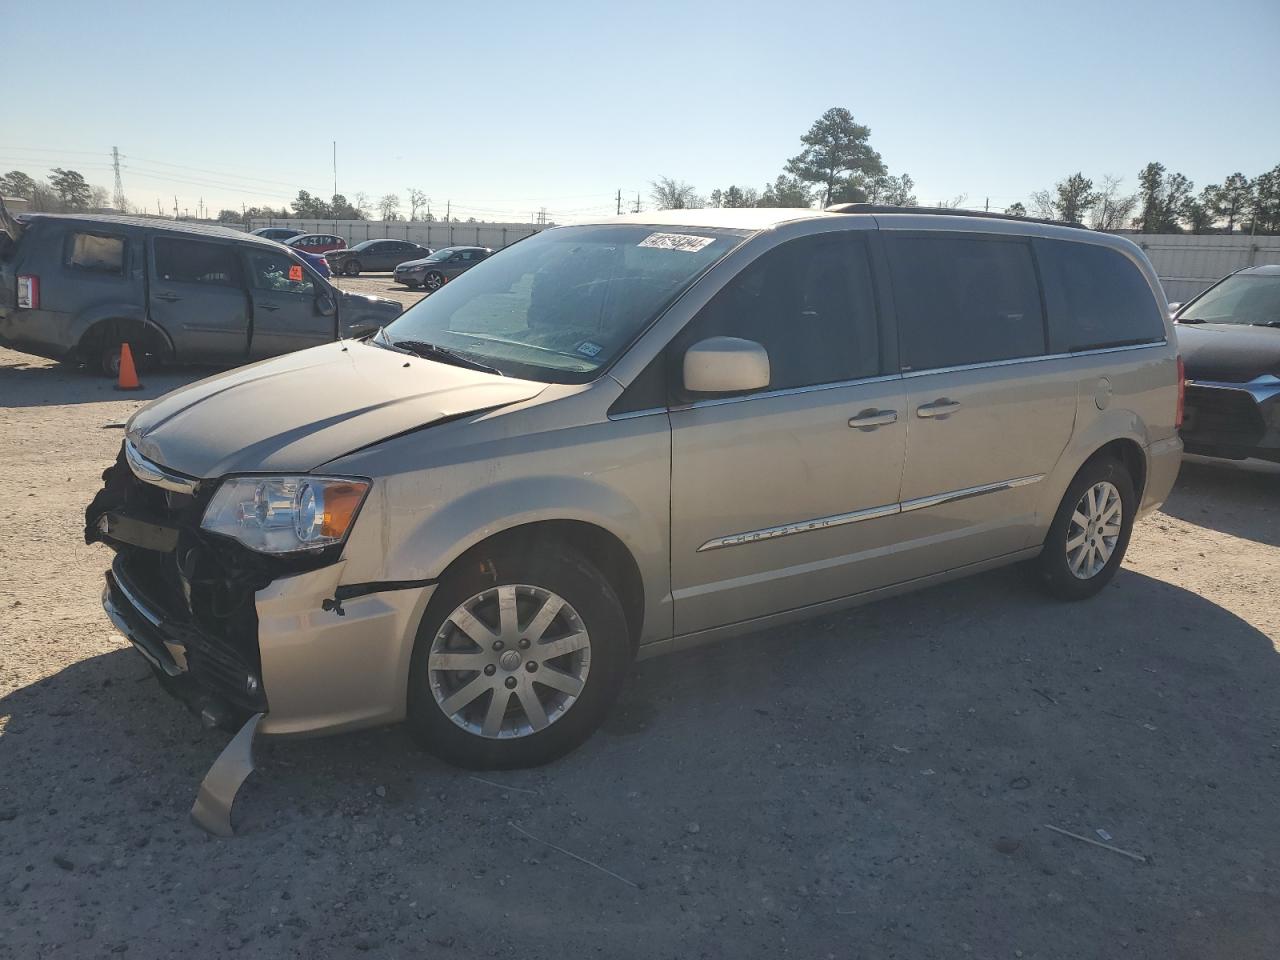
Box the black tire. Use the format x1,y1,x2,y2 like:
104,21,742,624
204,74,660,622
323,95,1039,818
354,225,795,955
424,271,444,292
407,541,631,769
1033,456,1136,601
97,339,124,378
344,260,361,276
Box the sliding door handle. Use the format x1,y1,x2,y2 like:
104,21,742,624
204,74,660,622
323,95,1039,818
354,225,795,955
917,398,961,419
155,293,182,303
848,409,898,430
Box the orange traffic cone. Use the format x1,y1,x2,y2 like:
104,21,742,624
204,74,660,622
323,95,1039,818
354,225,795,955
115,342,143,391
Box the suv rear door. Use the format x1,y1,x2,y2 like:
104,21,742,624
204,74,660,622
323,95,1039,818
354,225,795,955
883,230,1076,570
242,246,335,359
149,235,249,361
669,229,908,636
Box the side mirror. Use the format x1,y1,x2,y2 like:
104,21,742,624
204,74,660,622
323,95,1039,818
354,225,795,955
1167,302,1182,318
683,337,770,394
316,293,336,317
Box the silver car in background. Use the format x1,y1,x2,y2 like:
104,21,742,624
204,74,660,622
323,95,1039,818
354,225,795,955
88,205,1182,774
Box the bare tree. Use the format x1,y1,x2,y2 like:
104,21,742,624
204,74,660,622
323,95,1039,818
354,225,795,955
1029,190,1057,219
649,177,702,210
936,194,968,209
354,192,372,218
407,188,427,220
377,193,400,220
1088,175,1138,231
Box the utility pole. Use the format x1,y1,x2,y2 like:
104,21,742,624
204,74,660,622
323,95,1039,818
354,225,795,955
984,197,989,212
633,192,641,214
111,146,126,211
157,199,162,216
173,196,179,219
198,197,203,219
332,141,337,198
616,188,622,215
445,200,450,222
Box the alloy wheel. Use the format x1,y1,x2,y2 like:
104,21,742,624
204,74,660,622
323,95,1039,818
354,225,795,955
1066,480,1122,579
425,271,444,291
427,584,591,739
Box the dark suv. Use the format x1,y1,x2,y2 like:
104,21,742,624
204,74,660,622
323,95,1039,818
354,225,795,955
0,212,402,375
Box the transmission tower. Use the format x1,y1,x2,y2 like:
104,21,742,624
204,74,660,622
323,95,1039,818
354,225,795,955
111,146,126,211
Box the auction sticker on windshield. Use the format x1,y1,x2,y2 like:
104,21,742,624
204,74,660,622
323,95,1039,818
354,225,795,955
637,232,715,252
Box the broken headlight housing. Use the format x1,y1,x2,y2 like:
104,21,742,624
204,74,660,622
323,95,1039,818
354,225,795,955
201,476,370,554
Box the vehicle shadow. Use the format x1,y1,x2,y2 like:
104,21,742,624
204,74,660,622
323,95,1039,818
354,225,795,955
1162,457,1280,547
2,565,1278,957
0,351,215,409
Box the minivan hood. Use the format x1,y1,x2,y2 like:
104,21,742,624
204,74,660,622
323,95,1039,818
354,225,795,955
1177,323,1280,383
126,340,546,478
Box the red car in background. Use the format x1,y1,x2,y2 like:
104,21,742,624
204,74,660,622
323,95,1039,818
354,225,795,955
285,233,347,256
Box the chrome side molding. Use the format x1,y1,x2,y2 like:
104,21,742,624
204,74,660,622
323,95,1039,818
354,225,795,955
697,474,1044,552
898,474,1043,513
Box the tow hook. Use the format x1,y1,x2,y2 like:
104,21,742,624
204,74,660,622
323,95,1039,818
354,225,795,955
191,712,262,837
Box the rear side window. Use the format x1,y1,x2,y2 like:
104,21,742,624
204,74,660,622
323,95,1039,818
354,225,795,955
154,238,240,287
67,233,125,275
1035,239,1165,351
885,234,1045,372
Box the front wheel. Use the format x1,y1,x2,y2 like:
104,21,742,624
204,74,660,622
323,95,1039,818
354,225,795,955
343,260,361,276
1033,456,1136,601
407,542,631,769
424,270,444,291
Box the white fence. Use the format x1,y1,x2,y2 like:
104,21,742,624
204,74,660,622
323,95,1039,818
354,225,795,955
1129,234,1280,303
248,218,546,250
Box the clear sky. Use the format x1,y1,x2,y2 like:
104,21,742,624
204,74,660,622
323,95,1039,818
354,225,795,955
3,0,1277,222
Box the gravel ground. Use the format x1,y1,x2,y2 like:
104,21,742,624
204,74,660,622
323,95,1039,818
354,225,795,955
1,345,1278,960
331,274,428,311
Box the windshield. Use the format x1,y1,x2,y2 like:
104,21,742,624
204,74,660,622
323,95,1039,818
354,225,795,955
1179,274,1280,326
423,249,456,262
351,239,379,251
381,224,746,382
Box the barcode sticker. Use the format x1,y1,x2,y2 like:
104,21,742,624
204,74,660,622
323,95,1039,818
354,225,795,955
637,232,715,253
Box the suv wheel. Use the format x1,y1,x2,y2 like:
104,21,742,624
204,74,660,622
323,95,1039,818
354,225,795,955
1033,456,1136,601
407,542,631,769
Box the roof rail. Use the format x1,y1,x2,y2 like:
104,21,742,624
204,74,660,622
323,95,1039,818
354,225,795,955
825,202,1086,230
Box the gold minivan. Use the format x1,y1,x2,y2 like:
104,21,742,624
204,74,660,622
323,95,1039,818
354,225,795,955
88,205,1183,798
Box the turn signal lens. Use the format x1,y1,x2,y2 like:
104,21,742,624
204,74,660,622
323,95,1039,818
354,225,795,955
320,482,366,538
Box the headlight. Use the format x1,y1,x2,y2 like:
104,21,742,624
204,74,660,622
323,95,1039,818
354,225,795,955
201,476,370,554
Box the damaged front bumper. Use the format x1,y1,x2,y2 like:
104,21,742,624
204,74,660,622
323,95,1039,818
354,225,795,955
1181,376,1280,463
88,443,437,738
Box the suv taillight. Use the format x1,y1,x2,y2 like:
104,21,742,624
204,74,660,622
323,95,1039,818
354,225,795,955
17,274,38,309
1175,354,1185,429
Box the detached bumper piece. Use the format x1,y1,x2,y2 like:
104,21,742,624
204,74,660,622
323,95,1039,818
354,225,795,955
1182,382,1280,463
191,712,263,837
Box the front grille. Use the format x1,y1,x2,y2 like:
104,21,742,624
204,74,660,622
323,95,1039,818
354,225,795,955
1182,386,1266,446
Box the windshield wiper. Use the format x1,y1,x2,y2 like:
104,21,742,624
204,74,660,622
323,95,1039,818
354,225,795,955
1177,317,1206,324
1250,320,1280,328
390,338,504,375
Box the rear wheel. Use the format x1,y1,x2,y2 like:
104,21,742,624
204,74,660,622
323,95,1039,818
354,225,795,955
407,542,631,769
1033,456,1136,600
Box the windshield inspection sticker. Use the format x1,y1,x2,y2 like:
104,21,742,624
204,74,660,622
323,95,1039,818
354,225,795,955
637,232,715,253
576,340,603,358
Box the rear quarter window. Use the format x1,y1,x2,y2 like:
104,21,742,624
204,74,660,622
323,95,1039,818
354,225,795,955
1034,239,1165,352
66,232,126,275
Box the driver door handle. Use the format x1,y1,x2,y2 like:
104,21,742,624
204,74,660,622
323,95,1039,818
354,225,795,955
848,409,898,430
917,398,961,419
259,303,280,312
155,293,181,303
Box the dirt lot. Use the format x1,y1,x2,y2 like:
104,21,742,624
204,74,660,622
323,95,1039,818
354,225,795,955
331,273,429,311
1,344,1278,960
